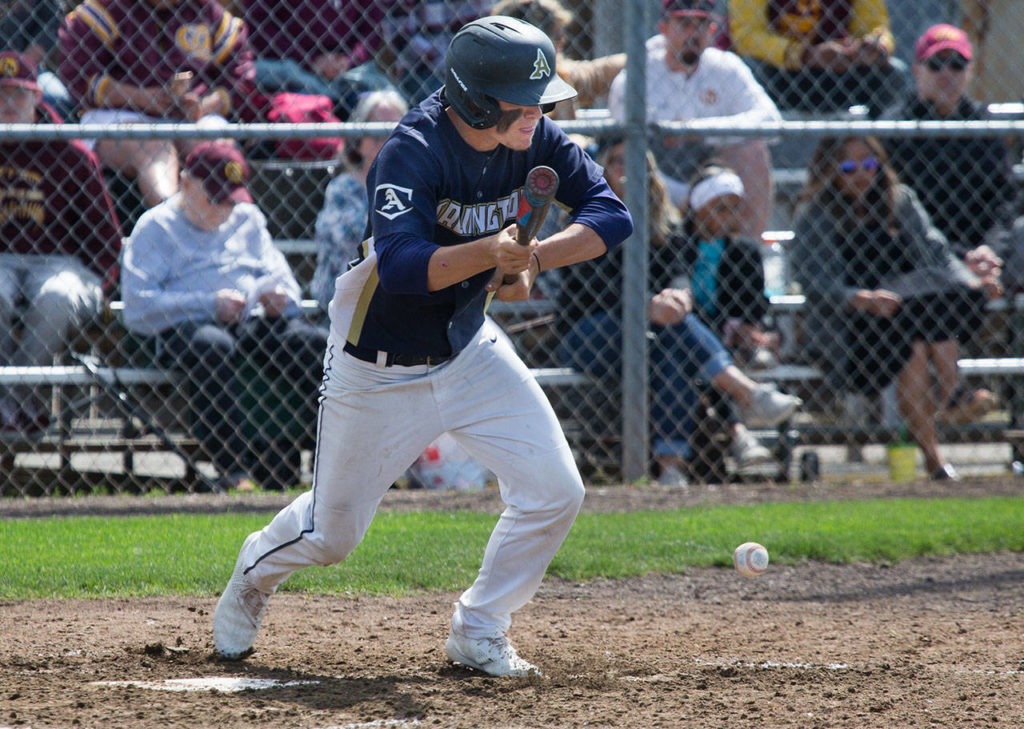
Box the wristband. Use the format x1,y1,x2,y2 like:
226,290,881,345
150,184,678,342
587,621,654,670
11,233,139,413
531,251,543,273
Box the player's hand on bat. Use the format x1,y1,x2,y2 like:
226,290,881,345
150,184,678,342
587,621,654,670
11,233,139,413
214,288,247,324
486,251,540,300
648,288,692,326
490,270,534,301
490,224,537,274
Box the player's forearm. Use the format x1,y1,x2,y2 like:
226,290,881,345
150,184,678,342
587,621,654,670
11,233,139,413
425,237,506,292
532,223,608,272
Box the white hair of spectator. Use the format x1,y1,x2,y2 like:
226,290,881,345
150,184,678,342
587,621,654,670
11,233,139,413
688,170,745,213
349,90,409,124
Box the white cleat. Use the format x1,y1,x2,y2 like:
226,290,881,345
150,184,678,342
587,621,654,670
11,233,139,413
740,384,802,428
213,532,270,659
445,629,540,677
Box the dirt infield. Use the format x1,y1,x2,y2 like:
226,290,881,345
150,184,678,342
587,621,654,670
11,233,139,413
2,480,1024,728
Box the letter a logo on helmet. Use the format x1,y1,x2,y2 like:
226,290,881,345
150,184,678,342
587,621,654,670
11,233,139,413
444,16,576,129
530,49,552,80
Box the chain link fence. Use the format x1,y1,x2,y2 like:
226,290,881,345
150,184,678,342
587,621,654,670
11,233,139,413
2,0,1022,496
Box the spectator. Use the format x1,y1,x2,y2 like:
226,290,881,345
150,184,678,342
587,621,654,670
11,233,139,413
0,0,74,120
608,0,781,237
59,0,262,209
730,0,910,118
489,0,625,121
791,135,998,482
0,51,122,436
121,142,327,491
558,139,801,486
961,0,1024,105
682,161,781,370
380,0,492,104
310,90,409,312
880,24,1016,288
242,0,397,120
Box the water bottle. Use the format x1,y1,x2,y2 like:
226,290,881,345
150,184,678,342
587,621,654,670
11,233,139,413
761,239,787,298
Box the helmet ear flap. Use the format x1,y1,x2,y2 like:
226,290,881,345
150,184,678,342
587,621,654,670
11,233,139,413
465,92,501,129
443,82,503,129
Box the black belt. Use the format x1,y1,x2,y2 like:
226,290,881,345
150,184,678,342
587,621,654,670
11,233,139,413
343,341,452,367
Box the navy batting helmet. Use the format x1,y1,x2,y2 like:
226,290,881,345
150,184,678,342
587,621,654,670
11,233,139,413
444,16,577,129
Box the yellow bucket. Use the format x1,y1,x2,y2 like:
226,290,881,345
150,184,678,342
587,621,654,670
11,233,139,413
886,443,917,482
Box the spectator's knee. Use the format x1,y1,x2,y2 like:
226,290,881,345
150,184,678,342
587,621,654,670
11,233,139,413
28,285,83,326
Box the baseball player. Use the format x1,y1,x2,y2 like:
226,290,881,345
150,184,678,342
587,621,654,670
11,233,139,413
213,16,633,677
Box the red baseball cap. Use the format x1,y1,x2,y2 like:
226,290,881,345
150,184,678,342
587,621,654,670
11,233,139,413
0,51,41,92
184,142,253,204
915,24,973,62
662,0,716,18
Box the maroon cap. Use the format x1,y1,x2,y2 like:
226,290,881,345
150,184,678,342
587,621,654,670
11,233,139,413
184,142,253,204
0,51,40,92
915,24,973,62
662,0,716,17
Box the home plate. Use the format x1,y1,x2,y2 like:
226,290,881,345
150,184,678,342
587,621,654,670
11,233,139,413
92,677,320,692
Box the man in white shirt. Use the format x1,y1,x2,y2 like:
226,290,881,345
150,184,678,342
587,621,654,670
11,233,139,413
608,0,780,236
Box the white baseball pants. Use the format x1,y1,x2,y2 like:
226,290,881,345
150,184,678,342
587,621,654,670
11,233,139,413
237,318,585,639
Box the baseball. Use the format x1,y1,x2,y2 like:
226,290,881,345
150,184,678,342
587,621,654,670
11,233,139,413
733,542,769,578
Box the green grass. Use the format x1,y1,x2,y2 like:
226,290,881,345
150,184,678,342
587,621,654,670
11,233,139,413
2,497,1023,600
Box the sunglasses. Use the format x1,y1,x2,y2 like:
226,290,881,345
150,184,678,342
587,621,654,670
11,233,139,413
925,55,969,72
837,157,880,175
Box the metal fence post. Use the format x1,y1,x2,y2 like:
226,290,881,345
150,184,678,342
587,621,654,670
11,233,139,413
620,0,651,482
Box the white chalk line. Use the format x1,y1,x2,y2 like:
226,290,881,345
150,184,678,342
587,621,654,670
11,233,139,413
693,657,851,671
91,677,320,692
313,721,422,729
688,658,1024,677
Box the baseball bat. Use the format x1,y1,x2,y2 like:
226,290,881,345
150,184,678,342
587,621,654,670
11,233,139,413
501,165,560,285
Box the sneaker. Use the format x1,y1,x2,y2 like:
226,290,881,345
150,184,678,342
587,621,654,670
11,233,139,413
213,533,270,659
445,628,540,677
731,431,773,468
656,464,688,488
930,463,961,482
739,384,802,428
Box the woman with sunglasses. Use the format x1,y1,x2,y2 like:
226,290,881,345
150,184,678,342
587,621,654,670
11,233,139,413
791,135,999,481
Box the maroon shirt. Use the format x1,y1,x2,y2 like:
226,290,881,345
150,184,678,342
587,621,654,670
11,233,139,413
0,126,122,290
59,0,260,121
243,0,386,72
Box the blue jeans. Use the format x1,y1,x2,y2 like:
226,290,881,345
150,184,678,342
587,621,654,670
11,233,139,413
559,312,733,460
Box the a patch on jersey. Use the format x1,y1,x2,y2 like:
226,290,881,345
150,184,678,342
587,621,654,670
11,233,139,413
700,88,718,106
530,49,553,80
176,24,213,61
374,183,414,220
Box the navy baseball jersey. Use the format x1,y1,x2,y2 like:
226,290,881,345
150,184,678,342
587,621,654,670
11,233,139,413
346,89,632,358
